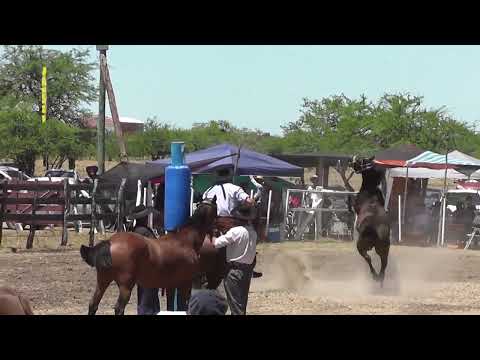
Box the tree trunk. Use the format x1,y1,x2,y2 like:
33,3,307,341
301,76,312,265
16,152,36,177
334,166,355,192
68,157,75,170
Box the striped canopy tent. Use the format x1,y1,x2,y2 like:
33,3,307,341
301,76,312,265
406,150,480,172
446,150,480,178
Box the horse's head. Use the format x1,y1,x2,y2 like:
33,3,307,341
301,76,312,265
351,155,375,174
192,195,218,232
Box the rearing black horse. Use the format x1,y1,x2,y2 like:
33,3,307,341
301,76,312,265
350,156,390,287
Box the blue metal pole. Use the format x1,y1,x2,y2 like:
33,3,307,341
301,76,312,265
165,141,191,311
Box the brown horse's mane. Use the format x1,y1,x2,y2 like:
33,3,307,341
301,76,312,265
172,202,217,233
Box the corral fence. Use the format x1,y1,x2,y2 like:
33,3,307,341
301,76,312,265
281,188,358,241
0,178,127,249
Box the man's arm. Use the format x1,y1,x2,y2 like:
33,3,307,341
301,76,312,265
234,186,255,206
213,227,243,248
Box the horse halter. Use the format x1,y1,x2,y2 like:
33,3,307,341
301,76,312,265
199,198,218,210
351,156,375,174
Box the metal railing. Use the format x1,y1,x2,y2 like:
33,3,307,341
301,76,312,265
282,188,358,241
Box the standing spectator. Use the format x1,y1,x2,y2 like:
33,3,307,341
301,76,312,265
211,205,257,315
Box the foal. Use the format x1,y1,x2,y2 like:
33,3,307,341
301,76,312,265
0,287,34,315
80,197,218,315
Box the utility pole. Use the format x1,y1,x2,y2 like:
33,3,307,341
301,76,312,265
99,53,128,162
96,45,109,175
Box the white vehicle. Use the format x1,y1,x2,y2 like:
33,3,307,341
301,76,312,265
0,166,32,181
29,169,81,185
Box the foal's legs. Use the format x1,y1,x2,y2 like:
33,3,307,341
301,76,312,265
114,284,133,315
357,238,378,280
88,271,113,315
114,275,135,315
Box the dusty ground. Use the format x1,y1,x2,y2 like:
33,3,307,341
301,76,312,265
2,229,480,315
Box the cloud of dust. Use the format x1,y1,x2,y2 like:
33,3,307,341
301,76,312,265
254,245,465,304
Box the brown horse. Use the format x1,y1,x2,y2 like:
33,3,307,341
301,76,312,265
0,287,34,315
80,197,219,315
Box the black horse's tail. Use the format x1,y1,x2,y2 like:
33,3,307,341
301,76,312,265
80,241,113,269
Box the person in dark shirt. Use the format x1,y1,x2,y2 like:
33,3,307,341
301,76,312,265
187,289,227,315
83,165,99,184
127,204,160,314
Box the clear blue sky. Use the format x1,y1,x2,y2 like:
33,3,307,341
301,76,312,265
46,45,480,135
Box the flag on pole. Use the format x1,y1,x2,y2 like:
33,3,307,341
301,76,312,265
41,65,47,124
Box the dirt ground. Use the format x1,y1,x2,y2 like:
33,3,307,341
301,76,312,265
2,230,480,315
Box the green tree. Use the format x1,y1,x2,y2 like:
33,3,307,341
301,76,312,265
0,96,95,175
282,92,480,189
0,45,96,126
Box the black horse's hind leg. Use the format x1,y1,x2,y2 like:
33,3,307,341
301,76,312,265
375,224,391,288
375,244,390,288
357,240,378,280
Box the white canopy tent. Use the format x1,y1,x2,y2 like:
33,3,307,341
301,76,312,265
383,150,480,247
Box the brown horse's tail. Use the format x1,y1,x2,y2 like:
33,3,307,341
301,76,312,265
80,241,112,269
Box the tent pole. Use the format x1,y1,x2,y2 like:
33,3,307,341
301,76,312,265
233,145,242,185
437,197,443,247
402,165,409,225
441,152,448,247
265,190,273,238
441,195,447,247
398,194,402,243
283,189,290,241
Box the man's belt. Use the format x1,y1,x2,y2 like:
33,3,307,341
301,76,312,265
228,261,254,271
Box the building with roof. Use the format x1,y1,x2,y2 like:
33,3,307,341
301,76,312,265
81,115,144,134
271,152,352,186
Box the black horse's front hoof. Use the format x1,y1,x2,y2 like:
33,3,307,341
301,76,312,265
253,271,263,278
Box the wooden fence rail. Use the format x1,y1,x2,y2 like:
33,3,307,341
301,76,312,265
0,178,126,249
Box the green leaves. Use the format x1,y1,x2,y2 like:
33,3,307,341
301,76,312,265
282,92,480,157
0,45,96,126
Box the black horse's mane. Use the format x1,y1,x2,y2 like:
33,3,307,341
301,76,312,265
359,167,383,192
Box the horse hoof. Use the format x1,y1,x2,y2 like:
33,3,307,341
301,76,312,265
253,271,263,278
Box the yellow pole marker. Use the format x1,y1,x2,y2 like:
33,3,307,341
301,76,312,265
41,65,47,124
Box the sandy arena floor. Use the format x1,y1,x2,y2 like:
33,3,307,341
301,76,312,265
2,233,480,315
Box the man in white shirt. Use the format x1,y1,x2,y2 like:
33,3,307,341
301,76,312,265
212,205,257,315
203,168,255,216
295,175,324,241
203,167,262,279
